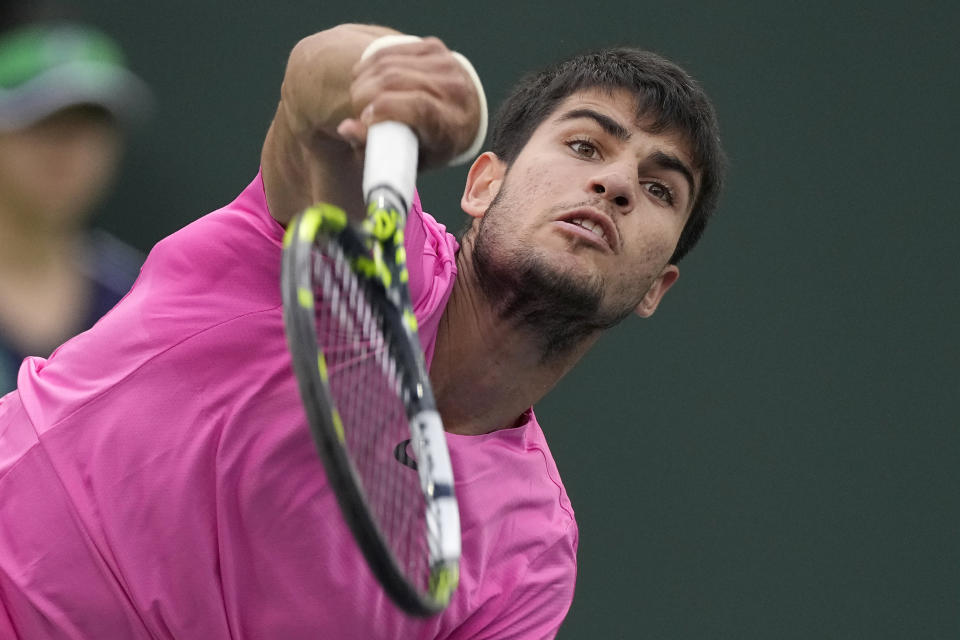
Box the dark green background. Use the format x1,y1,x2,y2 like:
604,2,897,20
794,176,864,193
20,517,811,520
73,1,959,637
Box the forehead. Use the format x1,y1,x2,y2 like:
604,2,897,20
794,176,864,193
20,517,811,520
549,88,638,123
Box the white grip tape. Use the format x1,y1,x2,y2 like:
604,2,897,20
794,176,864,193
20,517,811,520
363,121,418,210
359,34,488,167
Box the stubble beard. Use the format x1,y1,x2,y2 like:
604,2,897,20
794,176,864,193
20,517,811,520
468,187,636,362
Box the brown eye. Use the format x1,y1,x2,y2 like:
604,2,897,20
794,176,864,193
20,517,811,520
644,181,674,205
568,139,598,158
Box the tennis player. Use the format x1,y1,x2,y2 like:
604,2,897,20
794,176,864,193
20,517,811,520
0,23,724,639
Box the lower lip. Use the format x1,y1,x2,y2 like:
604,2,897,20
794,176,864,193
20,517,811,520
552,221,612,252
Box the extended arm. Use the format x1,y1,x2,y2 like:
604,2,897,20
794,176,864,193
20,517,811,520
261,24,481,225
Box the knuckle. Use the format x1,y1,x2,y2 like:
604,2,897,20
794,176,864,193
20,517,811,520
368,64,416,94
446,74,470,98
414,95,432,123
421,36,448,52
379,68,409,90
369,94,394,115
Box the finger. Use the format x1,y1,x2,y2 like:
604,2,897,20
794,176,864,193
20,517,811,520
353,41,463,90
350,68,465,117
346,36,479,166
345,57,454,145
352,36,450,79
358,90,468,167
350,56,472,125
349,39,473,128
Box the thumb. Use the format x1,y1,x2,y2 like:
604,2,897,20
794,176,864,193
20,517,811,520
336,118,367,148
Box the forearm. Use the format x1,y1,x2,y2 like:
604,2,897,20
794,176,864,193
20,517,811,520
262,24,397,224
281,24,398,141
261,24,482,225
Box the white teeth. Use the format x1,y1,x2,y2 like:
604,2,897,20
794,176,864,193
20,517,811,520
570,218,607,242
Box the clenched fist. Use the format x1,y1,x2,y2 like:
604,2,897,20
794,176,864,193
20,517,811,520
337,36,483,169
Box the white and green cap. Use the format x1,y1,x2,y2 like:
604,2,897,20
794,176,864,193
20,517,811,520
0,23,152,131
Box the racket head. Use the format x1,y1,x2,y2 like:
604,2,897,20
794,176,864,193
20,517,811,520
281,203,460,616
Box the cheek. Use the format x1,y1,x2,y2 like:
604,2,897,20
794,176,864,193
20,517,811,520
0,140,51,207
509,161,566,197
627,210,685,259
614,227,680,290
71,139,122,198
616,245,660,282
0,134,121,218
499,165,569,229
525,165,570,202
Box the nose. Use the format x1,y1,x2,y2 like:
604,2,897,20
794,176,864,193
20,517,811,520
588,166,634,213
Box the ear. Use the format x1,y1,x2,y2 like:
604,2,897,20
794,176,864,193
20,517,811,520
634,264,680,318
461,151,505,219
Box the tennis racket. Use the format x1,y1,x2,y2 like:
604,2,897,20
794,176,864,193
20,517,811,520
281,121,461,616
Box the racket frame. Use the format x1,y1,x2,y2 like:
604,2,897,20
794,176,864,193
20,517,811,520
281,194,460,616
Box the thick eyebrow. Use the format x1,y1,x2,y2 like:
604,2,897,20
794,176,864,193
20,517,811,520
558,108,697,202
558,108,631,142
648,150,696,203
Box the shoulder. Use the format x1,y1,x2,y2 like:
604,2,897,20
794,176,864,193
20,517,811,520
407,190,459,259
404,190,460,359
404,190,459,295
140,172,284,312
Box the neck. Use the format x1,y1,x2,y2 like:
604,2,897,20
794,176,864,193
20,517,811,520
0,202,89,354
430,243,601,435
0,203,81,273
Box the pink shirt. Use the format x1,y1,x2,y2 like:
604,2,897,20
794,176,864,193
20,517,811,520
0,173,577,639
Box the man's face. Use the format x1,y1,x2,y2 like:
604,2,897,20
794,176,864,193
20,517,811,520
471,88,698,331
0,106,122,230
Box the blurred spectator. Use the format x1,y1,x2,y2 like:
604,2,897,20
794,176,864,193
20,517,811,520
0,14,152,393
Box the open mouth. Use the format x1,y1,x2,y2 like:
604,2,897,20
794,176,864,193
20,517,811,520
555,209,618,252
565,217,608,246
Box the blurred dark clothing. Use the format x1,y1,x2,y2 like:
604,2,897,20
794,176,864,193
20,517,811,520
0,230,142,394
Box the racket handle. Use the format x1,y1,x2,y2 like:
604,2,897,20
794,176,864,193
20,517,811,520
363,121,419,214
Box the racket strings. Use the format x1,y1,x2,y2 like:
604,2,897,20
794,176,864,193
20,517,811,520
313,241,431,590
